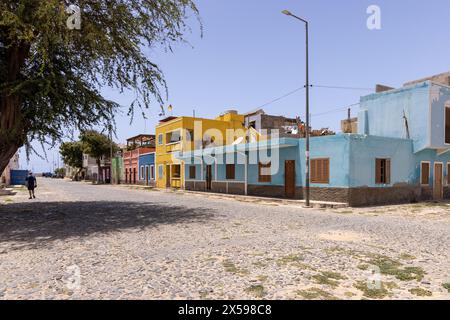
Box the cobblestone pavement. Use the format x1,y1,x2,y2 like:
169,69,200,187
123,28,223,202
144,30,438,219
1,179,450,300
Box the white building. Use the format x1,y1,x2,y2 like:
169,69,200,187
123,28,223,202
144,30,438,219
1,153,20,186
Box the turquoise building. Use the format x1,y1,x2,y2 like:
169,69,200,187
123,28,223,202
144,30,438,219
176,75,450,206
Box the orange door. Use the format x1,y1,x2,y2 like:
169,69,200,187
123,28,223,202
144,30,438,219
285,160,296,198
434,163,443,200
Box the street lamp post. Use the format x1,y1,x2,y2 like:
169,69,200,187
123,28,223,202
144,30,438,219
282,10,311,207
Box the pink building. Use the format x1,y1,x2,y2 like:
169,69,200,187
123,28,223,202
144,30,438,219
123,135,155,184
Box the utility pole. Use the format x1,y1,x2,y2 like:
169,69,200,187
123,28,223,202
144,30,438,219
282,10,311,207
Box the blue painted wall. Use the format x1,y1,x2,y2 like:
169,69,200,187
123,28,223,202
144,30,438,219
430,84,450,149
359,82,431,153
138,153,155,181
180,135,450,190
349,135,416,187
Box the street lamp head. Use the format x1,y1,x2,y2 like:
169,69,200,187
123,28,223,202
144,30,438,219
282,10,292,16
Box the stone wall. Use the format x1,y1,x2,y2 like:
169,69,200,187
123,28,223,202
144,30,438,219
348,186,422,207
185,181,449,207
185,181,206,192
444,187,450,199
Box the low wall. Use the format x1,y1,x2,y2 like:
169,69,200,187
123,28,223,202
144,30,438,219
184,181,449,207
348,186,422,207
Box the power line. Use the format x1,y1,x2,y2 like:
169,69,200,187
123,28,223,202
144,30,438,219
311,102,360,117
256,86,306,109
255,84,373,110
310,84,374,91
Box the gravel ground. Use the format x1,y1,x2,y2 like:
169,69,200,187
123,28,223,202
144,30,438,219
1,178,450,300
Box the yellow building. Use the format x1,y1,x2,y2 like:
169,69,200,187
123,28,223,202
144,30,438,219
155,110,246,189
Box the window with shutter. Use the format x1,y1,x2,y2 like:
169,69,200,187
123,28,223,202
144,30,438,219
259,162,272,183
311,159,330,184
226,164,235,180
189,166,196,179
447,163,450,185
421,162,430,186
375,158,391,185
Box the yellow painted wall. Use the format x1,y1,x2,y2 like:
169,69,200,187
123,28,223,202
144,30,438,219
155,113,246,189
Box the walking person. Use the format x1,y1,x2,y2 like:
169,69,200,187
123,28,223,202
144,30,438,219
26,172,37,199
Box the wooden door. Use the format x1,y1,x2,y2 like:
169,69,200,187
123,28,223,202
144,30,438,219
145,166,149,186
434,163,443,200
206,165,212,191
285,160,296,198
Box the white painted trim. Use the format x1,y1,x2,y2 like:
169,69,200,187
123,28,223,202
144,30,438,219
420,161,431,186
157,133,164,146
140,165,145,180
139,152,156,157
150,165,155,180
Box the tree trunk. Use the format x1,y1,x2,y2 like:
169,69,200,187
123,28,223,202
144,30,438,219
0,43,30,174
74,168,83,181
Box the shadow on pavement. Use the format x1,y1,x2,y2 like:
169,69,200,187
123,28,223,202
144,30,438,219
0,201,215,251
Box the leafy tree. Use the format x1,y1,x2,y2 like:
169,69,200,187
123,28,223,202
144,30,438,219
60,141,83,180
0,0,199,173
80,130,118,183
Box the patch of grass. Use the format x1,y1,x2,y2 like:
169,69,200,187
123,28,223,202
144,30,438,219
222,260,249,276
312,271,347,288
442,283,450,293
296,288,337,300
409,288,432,297
357,264,369,271
245,285,266,298
344,292,356,298
321,271,347,281
312,275,338,288
354,281,390,300
4,198,13,203
253,261,267,268
368,255,425,281
399,253,416,261
256,275,268,282
278,254,303,265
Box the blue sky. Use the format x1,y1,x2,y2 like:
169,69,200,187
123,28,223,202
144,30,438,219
21,0,450,172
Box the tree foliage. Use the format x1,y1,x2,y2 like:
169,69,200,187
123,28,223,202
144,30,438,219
80,130,117,161
60,141,83,170
0,0,200,173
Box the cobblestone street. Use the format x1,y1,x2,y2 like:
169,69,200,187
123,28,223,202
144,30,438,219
1,178,450,300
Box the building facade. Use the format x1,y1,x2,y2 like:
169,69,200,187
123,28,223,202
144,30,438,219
138,152,156,186
123,135,155,184
0,152,20,186
155,111,246,189
176,75,450,206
